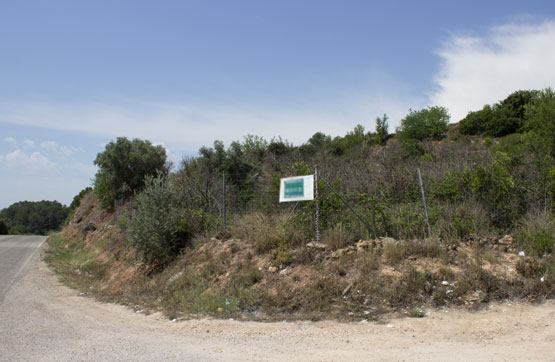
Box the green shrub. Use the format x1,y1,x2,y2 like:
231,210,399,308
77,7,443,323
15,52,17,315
515,212,555,256
129,174,209,267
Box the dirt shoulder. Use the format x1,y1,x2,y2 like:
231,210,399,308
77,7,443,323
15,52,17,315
1,251,553,362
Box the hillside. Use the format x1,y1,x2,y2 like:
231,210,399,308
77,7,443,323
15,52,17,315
45,90,554,320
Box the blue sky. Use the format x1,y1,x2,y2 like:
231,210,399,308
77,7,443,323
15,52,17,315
2,0,555,209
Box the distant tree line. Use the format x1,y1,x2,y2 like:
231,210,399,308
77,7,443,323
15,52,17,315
0,201,69,235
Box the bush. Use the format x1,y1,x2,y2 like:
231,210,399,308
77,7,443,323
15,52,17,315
129,175,211,267
230,212,306,254
515,212,555,256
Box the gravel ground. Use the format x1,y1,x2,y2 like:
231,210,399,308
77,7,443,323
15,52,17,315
0,249,553,362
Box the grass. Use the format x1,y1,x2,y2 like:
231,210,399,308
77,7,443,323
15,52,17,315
44,233,108,291
515,211,555,256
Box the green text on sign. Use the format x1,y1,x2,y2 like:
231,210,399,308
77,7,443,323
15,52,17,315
284,179,304,198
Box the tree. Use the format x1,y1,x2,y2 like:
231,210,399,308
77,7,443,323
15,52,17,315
94,137,167,209
525,88,555,157
375,113,389,145
458,90,539,136
0,201,68,235
397,106,450,141
487,90,539,137
459,105,492,135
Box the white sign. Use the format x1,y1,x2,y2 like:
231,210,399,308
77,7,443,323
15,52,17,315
279,175,314,202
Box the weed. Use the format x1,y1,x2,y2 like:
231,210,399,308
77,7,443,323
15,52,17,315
231,212,305,254
515,211,555,256
323,223,354,250
516,258,544,278
272,242,292,266
409,306,426,318
241,269,263,287
357,250,380,275
438,265,455,280
383,239,405,264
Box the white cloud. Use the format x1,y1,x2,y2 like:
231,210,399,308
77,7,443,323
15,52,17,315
23,139,35,148
2,149,56,172
3,136,17,146
431,21,555,122
40,140,73,156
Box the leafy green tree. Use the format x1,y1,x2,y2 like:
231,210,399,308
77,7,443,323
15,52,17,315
375,113,389,145
307,132,331,148
398,106,449,141
94,137,167,209
487,90,539,137
459,90,539,137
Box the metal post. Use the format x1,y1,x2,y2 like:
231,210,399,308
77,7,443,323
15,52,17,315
223,172,227,230
417,168,432,238
315,167,320,243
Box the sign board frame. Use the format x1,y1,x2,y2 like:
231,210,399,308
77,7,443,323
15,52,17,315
279,175,314,202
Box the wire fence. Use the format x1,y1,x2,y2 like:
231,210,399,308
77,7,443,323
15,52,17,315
113,160,552,243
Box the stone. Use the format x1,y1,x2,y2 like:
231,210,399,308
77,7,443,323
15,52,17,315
306,241,326,249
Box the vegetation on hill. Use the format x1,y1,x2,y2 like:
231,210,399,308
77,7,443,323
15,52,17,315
94,137,168,209
0,201,69,235
47,88,554,321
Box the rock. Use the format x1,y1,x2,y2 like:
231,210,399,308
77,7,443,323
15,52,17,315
279,268,288,275
168,271,184,284
268,266,278,273
356,240,372,251
518,251,525,257
441,280,449,286
306,241,326,249
380,237,397,245
499,234,514,245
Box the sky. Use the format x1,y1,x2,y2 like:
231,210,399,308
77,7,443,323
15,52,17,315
2,0,555,209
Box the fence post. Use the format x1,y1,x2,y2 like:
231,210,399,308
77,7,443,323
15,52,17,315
417,168,432,238
222,171,227,230
315,167,320,243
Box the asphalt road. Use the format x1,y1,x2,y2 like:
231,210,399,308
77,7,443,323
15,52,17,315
0,235,47,303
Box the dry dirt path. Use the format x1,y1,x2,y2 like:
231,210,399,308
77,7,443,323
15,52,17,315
0,241,553,362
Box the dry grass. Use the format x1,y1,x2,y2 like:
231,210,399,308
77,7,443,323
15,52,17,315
323,223,354,250
48,197,555,322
